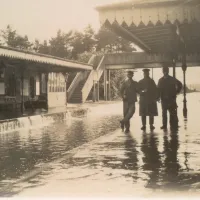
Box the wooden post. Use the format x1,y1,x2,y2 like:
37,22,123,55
104,69,107,101
108,69,111,101
173,59,176,78
97,81,99,101
45,73,49,110
92,80,96,102
20,65,25,114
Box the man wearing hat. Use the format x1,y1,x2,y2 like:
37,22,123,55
138,68,158,131
120,70,138,133
158,67,182,130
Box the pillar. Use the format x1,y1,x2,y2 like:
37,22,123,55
108,70,111,101
97,81,99,101
104,69,107,101
92,80,96,102
182,55,187,118
152,68,154,79
173,59,176,78
20,65,26,114
45,72,49,109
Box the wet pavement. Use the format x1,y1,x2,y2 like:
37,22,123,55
1,93,200,197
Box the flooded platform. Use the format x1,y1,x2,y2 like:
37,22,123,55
1,93,200,197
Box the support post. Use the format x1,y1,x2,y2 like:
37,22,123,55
152,68,154,79
104,69,107,101
92,80,96,102
173,59,176,78
20,65,25,114
97,81,99,102
108,69,111,101
45,73,49,109
182,54,187,118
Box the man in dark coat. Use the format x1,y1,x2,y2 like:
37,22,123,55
138,69,158,131
120,70,138,133
158,67,182,130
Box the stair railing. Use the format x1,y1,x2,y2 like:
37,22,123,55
81,55,105,103
67,55,96,101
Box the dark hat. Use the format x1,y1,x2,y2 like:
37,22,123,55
126,70,135,74
162,66,169,71
143,68,150,72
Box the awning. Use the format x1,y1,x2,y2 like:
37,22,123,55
0,46,93,71
96,0,200,54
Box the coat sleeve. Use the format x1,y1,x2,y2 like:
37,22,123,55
176,79,183,94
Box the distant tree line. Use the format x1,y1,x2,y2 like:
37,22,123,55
0,25,136,100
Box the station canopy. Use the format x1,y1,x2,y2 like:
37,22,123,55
0,46,93,72
96,0,200,55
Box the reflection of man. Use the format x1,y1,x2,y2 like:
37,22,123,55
141,133,161,189
120,71,138,133
158,67,182,130
138,69,158,131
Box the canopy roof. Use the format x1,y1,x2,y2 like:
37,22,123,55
0,46,93,71
96,0,200,54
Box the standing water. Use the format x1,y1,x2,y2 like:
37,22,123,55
0,103,122,191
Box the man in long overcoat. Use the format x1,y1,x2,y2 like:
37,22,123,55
158,67,182,130
138,69,158,131
120,70,138,133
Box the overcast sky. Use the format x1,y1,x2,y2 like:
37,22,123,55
0,0,123,41
1,0,200,84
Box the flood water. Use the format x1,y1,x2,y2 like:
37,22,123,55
1,93,200,197
0,104,121,188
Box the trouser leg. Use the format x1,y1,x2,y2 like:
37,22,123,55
123,102,135,130
149,116,154,126
169,101,178,128
125,120,130,130
142,116,146,126
162,102,168,127
123,101,129,118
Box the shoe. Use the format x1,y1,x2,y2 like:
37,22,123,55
150,125,155,131
120,120,124,131
141,126,146,131
160,126,167,130
125,129,130,133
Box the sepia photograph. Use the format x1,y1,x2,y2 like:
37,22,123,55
0,0,200,199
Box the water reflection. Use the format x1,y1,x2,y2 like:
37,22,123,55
141,133,162,189
162,131,181,190
2,94,200,196
0,115,121,187
123,133,138,171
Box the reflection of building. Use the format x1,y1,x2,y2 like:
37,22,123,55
0,46,92,113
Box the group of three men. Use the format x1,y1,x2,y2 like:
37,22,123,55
120,67,182,133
